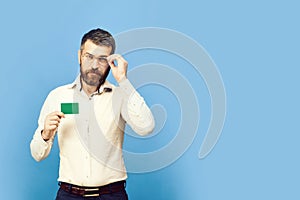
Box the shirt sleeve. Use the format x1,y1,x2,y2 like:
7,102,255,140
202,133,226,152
119,78,155,136
30,92,55,162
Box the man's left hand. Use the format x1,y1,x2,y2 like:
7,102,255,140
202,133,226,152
107,54,128,83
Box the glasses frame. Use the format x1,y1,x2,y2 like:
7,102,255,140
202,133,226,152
81,51,109,66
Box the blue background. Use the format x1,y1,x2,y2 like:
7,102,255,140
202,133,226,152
1,0,299,199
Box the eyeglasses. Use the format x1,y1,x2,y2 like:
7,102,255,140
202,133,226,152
81,52,108,66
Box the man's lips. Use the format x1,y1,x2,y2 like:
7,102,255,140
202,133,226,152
88,72,101,76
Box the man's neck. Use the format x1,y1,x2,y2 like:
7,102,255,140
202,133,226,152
81,80,99,97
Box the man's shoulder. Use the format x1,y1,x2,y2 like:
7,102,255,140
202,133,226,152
103,80,116,91
48,82,75,95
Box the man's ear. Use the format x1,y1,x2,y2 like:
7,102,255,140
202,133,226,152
78,50,81,64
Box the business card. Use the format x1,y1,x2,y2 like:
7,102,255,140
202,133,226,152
61,103,79,114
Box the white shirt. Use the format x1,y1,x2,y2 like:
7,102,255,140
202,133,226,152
30,76,155,186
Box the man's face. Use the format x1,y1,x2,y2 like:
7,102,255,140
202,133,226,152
78,39,112,87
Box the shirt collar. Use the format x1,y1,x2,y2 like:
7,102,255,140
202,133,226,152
68,75,113,94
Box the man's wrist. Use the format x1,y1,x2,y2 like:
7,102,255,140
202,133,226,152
41,130,50,142
117,76,127,83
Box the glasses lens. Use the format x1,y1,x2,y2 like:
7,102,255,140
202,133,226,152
82,53,108,66
98,57,108,65
83,54,93,62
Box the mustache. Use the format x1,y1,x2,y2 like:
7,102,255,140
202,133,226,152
86,69,101,76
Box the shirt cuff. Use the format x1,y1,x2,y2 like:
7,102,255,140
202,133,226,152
38,129,53,145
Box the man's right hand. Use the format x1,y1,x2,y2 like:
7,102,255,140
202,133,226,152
42,111,65,141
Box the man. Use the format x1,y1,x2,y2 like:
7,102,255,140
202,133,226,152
30,28,155,200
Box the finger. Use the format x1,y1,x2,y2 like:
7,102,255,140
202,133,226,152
48,116,63,124
48,120,60,126
47,121,59,128
112,55,126,65
49,117,60,122
107,54,124,67
48,116,61,123
50,115,61,120
58,111,66,118
107,54,120,62
108,59,117,69
107,57,118,69
49,111,65,118
46,124,58,131
116,55,126,63
54,111,65,118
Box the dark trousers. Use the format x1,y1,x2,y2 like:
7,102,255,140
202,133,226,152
55,185,128,200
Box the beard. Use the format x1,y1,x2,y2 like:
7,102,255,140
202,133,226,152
80,64,110,87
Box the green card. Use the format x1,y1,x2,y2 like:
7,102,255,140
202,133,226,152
61,103,79,114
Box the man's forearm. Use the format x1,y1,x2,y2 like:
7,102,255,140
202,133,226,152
119,78,155,136
30,129,53,161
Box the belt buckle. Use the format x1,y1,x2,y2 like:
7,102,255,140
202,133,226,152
72,186,82,193
83,188,100,197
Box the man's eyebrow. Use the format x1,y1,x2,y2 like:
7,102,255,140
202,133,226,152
84,52,108,58
83,52,93,56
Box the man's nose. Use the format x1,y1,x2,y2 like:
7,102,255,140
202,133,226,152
91,59,100,69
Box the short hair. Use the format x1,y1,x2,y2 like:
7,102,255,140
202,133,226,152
80,28,115,54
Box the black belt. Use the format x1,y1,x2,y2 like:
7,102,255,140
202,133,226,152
59,180,126,197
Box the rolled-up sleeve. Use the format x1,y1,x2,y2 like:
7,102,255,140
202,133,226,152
30,130,53,161
30,93,54,162
119,78,155,136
